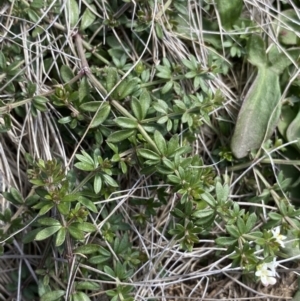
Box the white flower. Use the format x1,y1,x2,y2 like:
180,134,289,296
255,263,277,286
271,226,287,248
265,257,279,277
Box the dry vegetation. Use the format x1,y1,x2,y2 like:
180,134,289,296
1,0,300,300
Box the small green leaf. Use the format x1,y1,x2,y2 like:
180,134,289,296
268,46,300,75
167,175,181,184
27,9,40,22
215,183,229,203
215,236,238,246
80,5,96,31
161,81,173,94
74,162,94,171
72,292,91,301
60,65,74,83
115,117,138,129
131,96,143,120
78,196,97,213
225,225,243,238
41,290,65,301
76,151,94,165
201,192,216,208
107,129,136,143
31,0,44,9
79,77,90,102
153,99,168,114
137,149,161,161
274,9,300,46
39,203,54,216
245,213,257,232
192,208,214,219
38,217,61,226
106,68,119,92
102,174,118,187
215,0,243,29
286,106,300,150
68,225,84,240
89,254,110,264
35,226,61,241
104,266,115,277
33,96,48,104
139,90,151,119
32,26,45,38
157,115,169,124
10,187,24,204
154,130,167,155
62,193,80,202
155,23,163,39
74,222,96,233
94,174,102,194
156,65,171,79
115,78,138,100
236,218,246,235
55,228,66,246
58,116,72,124
0,114,11,133
90,103,111,128
268,212,283,221
80,101,102,112
74,244,100,254
67,0,79,27
58,202,70,215
0,51,7,69
182,58,195,70
33,101,47,112
75,282,101,291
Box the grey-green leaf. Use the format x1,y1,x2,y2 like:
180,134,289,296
106,68,119,92
38,217,61,226
90,103,111,128
268,46,300,75
76,281,101,291
35,226,61,241
80,5,96,31
80,101,102,112
139,90,151,119
107,129,136,143
94,174,102,194
274,9,300,46
286,106,300,150
116,78,138,100
131,96,143,120
0,51,6,69
154,130,167,155
72,292,91,301
55,228,66,246
67,0,79,27
215,0,243,29
115,117,138,129
41,290,65,301
79,77,90,102
247,35,267,68
137,149,161,161
74,244,100,254
60,65,74,83
231,67,281,158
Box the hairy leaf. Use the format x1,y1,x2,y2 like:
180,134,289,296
231,67,281,158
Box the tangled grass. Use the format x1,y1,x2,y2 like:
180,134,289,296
0,0,300,300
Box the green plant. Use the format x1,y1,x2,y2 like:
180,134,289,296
1,0,300,300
